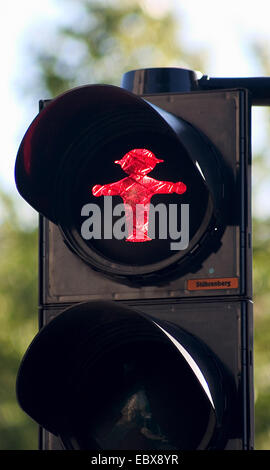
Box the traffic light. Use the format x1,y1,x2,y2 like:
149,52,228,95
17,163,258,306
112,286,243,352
15,67,254,450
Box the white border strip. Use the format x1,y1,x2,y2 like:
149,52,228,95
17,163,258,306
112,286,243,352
153,322,215,409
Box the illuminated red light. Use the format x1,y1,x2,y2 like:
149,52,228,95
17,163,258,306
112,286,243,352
92,148,186,242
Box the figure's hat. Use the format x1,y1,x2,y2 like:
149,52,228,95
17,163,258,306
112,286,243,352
115,148,164,168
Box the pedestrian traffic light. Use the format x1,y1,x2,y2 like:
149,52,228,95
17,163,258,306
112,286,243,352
15,67,254,450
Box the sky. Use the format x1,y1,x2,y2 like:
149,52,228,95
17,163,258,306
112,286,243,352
1,0,270,218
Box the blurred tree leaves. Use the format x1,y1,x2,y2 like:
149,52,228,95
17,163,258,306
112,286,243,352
249,40,270,450
1,0,270,450
253,216,270,449
0,191,38,449
30,0,205,97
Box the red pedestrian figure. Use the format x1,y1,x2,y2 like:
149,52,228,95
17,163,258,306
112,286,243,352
92,148,187,242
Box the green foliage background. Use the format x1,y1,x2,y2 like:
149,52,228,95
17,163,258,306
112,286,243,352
1,0,270,449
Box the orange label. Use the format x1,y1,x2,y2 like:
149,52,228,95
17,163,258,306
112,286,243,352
187,277,239,291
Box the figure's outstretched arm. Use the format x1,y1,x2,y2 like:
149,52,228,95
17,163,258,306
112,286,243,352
150,180,187,195
92,181,123,197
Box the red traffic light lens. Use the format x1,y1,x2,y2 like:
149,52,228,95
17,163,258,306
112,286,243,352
92,148,186,243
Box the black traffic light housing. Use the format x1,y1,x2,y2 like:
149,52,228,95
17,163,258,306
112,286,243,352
15,83,228,285
15,67,256,450
17,300,235,450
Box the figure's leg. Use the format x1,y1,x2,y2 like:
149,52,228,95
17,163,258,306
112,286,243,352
126,203,151,242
